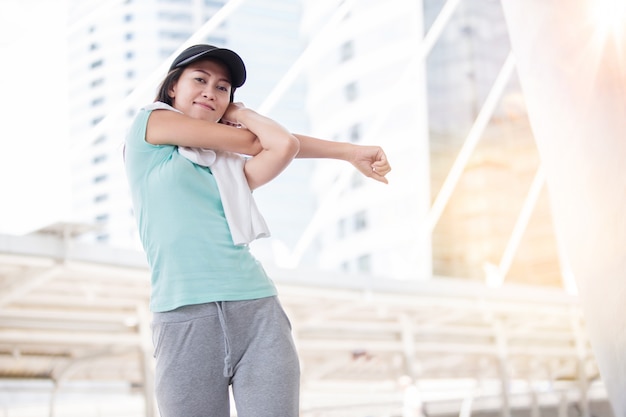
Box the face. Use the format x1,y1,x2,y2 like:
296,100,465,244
168,59,232,122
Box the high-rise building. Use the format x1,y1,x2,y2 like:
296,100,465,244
66,0,313,259
299,0,432,280
299,0,562,285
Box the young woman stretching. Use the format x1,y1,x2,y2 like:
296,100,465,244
124,44,391,417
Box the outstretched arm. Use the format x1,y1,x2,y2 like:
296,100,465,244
293,133,391,184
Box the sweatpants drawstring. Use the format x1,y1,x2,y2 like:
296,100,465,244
215,302,234,377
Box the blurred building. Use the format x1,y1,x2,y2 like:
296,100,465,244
424,0,562,287
299,0,432,280
299,0,564,286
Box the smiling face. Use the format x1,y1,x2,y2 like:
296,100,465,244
168,59,233,122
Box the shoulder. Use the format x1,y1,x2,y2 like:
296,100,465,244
142,102,182,113
125,105,175,154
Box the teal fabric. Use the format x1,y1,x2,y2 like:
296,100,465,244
124,108,276,312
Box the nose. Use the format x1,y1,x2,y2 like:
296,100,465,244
202,85,215,100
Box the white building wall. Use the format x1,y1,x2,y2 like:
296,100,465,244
300,0,432,280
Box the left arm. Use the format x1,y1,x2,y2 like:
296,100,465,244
293,133,391,184
223,103,300,190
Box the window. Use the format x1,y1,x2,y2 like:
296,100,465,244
157,11,192,22
125,51,134,59
344,82,358,101
125,32,134,40
356,254,371,273
93,174,108,183
337,217,347,239
94,194,108,203
91,116,104,125
93,154,107,164
89,43,98,51
159,30,192,40
124,14,133,22
96,233,109,242
90,60,103,69
95,213,109,222
340,41,354,62
91,78,104,87
354,211,367,231
349,123,361,142
91,97,104,107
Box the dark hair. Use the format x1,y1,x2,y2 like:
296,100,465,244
154,61,237,105
154,67,184,106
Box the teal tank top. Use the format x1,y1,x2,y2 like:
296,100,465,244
124,108,277,312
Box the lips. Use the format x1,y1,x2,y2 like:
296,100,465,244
194,101,215,111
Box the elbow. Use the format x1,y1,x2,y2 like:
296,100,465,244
280,134,300,159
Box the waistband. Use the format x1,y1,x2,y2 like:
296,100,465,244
151,297,277,378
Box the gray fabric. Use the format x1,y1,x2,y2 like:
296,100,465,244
151,296,300,417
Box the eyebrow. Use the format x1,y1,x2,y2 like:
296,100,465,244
191,69,231,85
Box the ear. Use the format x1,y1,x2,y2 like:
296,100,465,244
168,82,176,99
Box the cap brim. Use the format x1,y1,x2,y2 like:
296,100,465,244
175,48,246,88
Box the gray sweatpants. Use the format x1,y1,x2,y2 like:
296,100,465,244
151,296,300,417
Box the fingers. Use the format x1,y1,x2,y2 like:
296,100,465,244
371,155,391,176
352,144,392,183
370,171,389,184
370,163,391,184
221,119,239,127
371,161,390,174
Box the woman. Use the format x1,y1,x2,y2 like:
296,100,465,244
124,44,391,417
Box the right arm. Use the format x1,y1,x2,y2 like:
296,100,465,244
145,109,263,156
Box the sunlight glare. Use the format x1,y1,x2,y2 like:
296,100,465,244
590,0,626,39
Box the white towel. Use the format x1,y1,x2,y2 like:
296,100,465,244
141,102,270,245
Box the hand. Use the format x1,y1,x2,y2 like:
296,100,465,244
350,145,391,184
221,102,248,128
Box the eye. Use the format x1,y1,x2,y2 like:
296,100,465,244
194,77,207,84
217,85,229,92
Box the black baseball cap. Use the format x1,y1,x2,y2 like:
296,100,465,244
169,44,247,88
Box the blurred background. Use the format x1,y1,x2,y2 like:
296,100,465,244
0,0,616,416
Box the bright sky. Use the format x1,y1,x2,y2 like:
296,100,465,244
0,0,71,235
